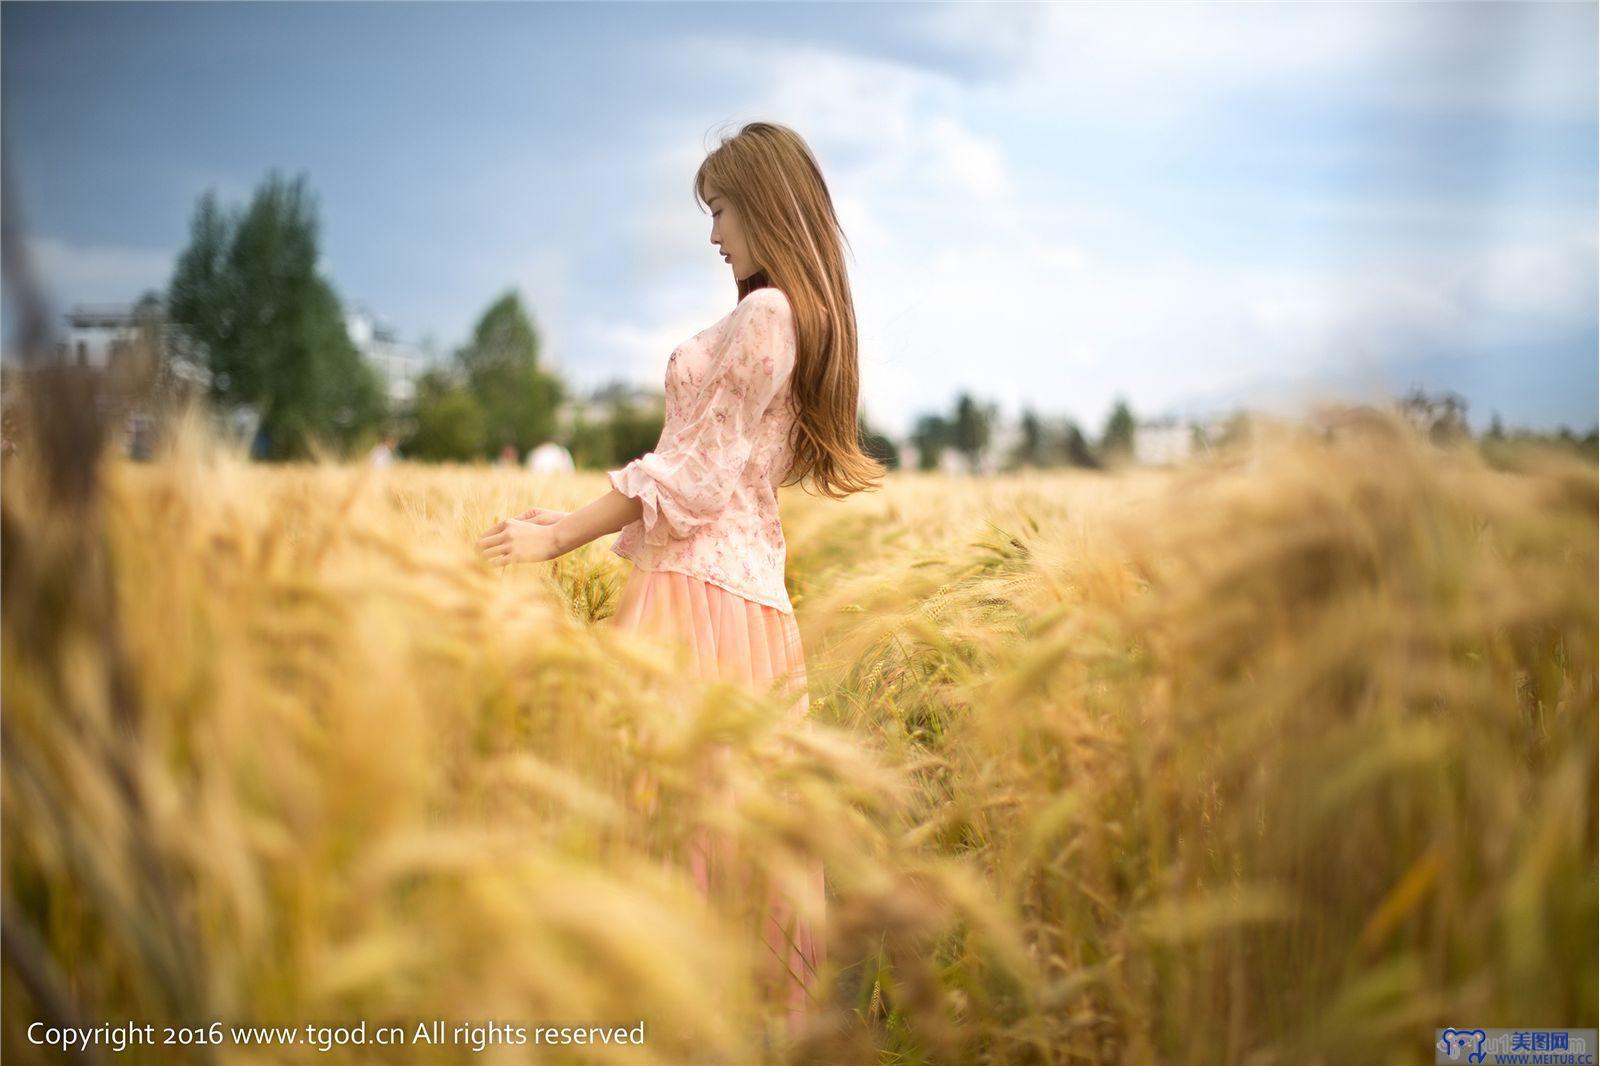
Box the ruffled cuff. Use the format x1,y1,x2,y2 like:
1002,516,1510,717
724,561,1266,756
608,456,702,549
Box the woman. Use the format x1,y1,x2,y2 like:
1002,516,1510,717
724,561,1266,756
475,121,884,1026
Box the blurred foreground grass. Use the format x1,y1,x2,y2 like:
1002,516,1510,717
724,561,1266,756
2,407,1594,1065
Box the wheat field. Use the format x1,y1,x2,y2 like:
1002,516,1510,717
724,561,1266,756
2,403,1594,1065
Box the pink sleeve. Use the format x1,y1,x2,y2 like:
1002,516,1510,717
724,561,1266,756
607,289,796,547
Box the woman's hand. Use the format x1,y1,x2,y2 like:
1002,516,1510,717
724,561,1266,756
479,489,637,564
476,514,565,568
515,506,569,525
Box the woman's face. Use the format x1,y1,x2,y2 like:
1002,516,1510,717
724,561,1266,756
706,186,756,281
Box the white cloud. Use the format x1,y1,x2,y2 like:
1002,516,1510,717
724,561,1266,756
914,2,1595,123
922,115,1008,201
24,235,173,307
1457,226,1598,321
582,6,1594,437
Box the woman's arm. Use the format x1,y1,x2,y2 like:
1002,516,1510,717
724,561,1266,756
552,487,644,556
499,289,791,565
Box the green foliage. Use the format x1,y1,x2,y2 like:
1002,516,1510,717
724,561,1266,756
459,291,541,387
1477,420,1600,471
404,369,488,461
167,171,386,460
607,399,666,463
1100,395,1136,460
1014,409,1045,467
1009,407,1101,470
565,417,609,470
397,292,568,464
1062,420,1099,467
910,413,952,471
566,393,665,470
453,291,564,456
951,392,994,471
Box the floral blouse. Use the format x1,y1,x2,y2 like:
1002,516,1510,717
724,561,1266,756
607,286,801,614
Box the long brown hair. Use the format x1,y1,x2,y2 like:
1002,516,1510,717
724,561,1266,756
694,121,885,500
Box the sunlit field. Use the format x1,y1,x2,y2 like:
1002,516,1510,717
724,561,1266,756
3,405,1594,1065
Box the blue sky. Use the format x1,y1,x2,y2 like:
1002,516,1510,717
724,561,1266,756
4,1,1595,436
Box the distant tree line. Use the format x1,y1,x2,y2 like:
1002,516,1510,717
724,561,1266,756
563,385,666,471
1478,409,1597,462
905,391,1144,472
143,172,1600,473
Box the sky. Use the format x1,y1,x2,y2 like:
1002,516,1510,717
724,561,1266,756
3,1,1596,437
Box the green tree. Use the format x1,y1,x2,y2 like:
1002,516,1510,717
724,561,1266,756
454,292,563,457
607,397,667,465
566,415,613,469
952,392,993,473
909,413,952,472
1060,419,1100,469
1012,408,1045,468
168,171,385,459
405,368,488,461
1100,396,1136,463
565,382,666,470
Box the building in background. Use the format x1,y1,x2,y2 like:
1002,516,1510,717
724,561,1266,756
49,300,432,456
40,302,210,458
555,380,662,436
60,303,134,368
345,303,426,410
59,302,206,386
1134,416,1194,466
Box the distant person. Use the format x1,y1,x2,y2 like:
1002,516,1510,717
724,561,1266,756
495,441,519,467
525,439,575,474
473,121,885,1029
367,431,399,468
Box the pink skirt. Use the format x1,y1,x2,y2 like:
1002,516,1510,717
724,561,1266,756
610,564,825,1028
